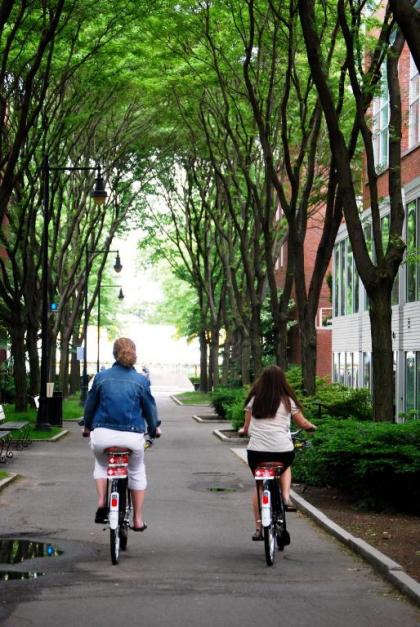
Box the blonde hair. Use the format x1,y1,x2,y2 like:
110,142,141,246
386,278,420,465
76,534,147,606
113,337,137,368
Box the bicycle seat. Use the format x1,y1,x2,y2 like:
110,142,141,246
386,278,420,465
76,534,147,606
256,461,285,470
105,447,132,454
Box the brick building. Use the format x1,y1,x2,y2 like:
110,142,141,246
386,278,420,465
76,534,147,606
275,205,332,379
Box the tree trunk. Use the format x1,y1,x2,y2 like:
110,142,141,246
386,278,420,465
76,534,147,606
249,304,262,379
59,329,71,397
10,317,27,411
241,333,251,385
69,333,81,395
221,330,231,386
26,323,40,397
208,326,220,391
368,286,395,422
300,312,317,396
275,313,289,371
199,329,208,392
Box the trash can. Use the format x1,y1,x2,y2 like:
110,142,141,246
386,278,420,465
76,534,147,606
49,391,63,427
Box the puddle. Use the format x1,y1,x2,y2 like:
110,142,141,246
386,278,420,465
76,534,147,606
0,540,63,564
0,570,45,581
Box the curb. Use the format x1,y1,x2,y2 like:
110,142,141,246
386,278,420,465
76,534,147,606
193,414,229,423
0,472,18,492
213,429,249,444
31,429,69,443
230,447,420,607
170,395,212,408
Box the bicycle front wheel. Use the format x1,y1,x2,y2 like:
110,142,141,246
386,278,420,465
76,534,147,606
262,481,276,566
110,528,120,565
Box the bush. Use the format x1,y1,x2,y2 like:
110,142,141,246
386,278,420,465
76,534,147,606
293,419,420,514
211,387,247,419
227,398,248,430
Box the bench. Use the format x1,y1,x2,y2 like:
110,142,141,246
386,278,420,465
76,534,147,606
0,421,31,450
0,404,31,450
0,431,12,462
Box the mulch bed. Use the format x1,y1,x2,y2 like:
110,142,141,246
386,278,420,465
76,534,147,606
293,484,420,583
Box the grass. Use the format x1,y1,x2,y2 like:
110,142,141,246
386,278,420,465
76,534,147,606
62,394,84,421
0,471,8,480
174,391,211,405
3,398,77,440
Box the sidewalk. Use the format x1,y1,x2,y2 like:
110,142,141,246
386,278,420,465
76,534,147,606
0,391,419,627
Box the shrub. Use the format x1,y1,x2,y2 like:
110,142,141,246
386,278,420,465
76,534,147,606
227,398,247,431
293,419,420,514
211,387,247,419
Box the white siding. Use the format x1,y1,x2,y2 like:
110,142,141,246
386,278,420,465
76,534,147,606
333,301,420,352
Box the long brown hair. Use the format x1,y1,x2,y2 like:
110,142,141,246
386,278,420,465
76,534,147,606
244,365,302,418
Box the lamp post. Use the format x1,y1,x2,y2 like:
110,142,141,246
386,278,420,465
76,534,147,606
97,284,124,372
36,157,107,430
81,250,122,402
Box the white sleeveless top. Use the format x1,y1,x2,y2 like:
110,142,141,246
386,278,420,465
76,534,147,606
246,396,299,452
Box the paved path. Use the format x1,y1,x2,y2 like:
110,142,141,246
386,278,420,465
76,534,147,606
0,392,419,626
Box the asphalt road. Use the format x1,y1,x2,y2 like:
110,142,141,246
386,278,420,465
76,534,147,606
0,391,419,627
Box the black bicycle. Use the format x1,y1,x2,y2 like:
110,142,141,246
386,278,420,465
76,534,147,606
255,461,290,566
255,429,313,566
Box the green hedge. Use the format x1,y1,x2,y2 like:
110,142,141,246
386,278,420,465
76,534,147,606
211,387,247,419
293,419,420,514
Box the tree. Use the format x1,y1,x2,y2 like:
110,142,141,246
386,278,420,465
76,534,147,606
298,0,404,420
389,0,420,72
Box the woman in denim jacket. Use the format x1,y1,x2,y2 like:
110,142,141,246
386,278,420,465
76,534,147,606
83,337,159,531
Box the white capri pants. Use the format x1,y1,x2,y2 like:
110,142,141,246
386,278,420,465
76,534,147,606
90,428,147,491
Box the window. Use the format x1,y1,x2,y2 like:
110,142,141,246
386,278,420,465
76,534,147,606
363,221,373,311
381,214,399,304
405,351,416,412
409,54,420,148
333,352,359,388
363,352,371,390
406,199,419,303
372,66,389,170
333,238,360,316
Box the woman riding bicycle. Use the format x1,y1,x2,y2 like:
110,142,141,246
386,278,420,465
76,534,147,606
240,365,316,541
82,337,159,532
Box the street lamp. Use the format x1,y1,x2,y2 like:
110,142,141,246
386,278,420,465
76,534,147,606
81,249,122,402
36,156,108,430
96,284,125,372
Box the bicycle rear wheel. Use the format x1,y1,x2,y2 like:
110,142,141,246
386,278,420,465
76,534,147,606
109,478,125,565
275,487,289,551
262,481,276,566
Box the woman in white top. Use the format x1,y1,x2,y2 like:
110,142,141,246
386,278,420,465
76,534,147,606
240,365,316,541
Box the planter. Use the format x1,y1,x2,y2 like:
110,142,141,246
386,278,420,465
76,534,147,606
213,428,249,444
193,414,228,423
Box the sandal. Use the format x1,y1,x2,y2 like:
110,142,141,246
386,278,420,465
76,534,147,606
130,523,148,532
252,520,263,541
284,501,297,512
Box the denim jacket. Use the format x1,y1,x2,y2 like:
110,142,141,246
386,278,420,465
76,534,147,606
83,362,158,436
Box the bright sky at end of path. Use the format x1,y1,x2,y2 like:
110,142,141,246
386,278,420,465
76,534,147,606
89,229,200,370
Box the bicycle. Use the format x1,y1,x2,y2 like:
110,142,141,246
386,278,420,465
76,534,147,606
255,461,290,566
255,429,313,566
106,432,158,565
